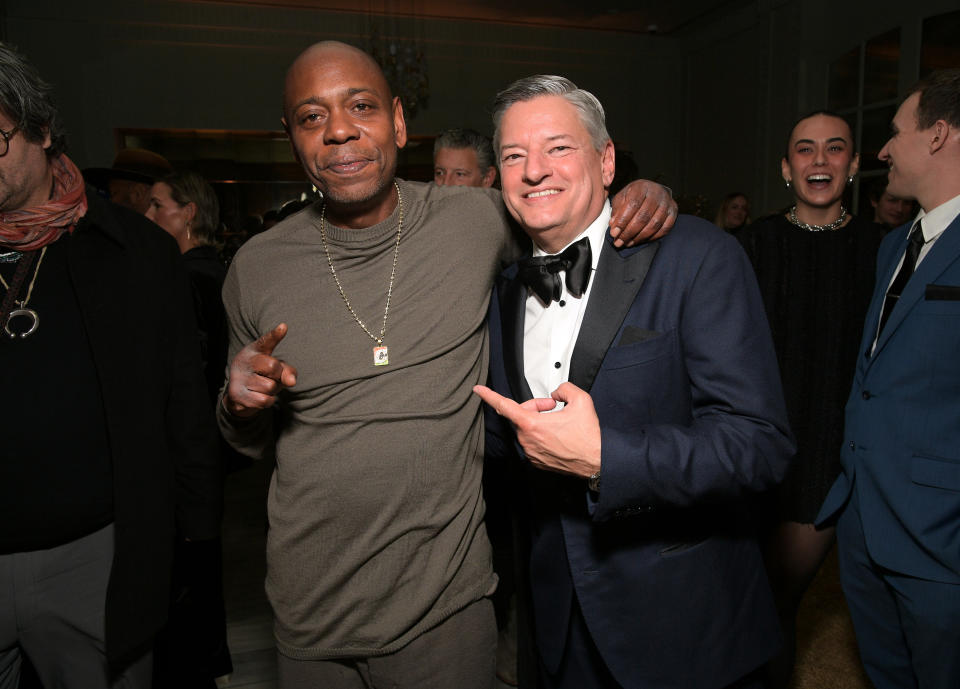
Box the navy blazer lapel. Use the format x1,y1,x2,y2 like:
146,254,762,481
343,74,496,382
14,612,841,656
874,215,960,357
569,237,659,391
499,271,535,402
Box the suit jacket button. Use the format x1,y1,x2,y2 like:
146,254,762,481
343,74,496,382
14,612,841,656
862,390,871,400
849,441,856,451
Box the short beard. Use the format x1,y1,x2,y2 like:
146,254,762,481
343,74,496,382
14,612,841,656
319,175,392,207
312,160,398,220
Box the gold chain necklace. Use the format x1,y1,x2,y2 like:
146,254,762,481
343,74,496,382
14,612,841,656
319,180,403,366
0,246,47,339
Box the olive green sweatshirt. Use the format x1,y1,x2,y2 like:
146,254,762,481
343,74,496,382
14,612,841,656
219,180,518,659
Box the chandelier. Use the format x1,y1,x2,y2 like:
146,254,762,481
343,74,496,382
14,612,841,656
366,9,430,118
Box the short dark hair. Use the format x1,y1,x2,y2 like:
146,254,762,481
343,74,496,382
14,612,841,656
784,110,854,160
908,68,960,130
161,171,220,246
0,42,67,157
433,128,494,172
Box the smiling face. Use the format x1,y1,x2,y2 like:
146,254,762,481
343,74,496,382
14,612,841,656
872,190,914,227
878,93,930,206
281,42,407,228
433,146,495,187
781,114,859,214
498,95,614,253
724,195,749,229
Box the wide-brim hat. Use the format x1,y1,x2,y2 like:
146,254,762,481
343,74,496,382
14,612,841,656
83,148,173,187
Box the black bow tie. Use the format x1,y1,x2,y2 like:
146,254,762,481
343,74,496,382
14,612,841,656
517,237,593,304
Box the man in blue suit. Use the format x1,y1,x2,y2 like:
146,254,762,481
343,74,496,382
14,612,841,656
816,69,960,689
474,75,795,689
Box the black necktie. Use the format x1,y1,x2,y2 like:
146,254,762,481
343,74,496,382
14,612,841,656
517,237,592,304
878,222,925,336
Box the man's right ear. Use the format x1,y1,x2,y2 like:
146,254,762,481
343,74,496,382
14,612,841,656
481,166,497,188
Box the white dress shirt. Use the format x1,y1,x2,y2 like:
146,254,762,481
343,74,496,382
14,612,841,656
523,201,611,406
872,192,960,351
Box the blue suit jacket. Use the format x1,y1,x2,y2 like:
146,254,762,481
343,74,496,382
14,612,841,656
486,215,795,689
817,212,960,584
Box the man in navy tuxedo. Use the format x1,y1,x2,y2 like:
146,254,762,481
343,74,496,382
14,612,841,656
816,68,960,689
474,75,794,689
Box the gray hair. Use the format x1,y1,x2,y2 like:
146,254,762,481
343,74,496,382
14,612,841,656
161,171,221,247
433,128,495,172
0,42,67,157
492,75,610,163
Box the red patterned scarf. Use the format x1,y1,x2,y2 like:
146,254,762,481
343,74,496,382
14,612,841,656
0,153,88,251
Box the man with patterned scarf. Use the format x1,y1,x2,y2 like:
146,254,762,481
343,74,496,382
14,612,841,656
0,42,222,688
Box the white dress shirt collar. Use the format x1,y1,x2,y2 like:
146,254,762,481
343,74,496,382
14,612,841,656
915,192,960,244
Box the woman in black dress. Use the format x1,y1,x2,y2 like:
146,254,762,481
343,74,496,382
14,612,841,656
145,171,234,687
738,111,885,688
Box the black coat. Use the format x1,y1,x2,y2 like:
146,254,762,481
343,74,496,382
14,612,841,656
68,191,222,666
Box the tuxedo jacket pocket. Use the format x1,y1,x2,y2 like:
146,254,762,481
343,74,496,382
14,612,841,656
911,454,960,492
925,284,960,301
618,326,662,346
603,327,674,369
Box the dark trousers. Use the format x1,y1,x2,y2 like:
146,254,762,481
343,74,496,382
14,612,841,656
537,593,766,689
152,537,232,688
837,490,960,689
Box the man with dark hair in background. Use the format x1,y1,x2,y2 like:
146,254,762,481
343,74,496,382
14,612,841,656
0,42,222,688
867,174,914,230
433,127,497,188
817,67,960,689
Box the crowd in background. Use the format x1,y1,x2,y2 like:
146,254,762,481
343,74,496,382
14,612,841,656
3,32,960,689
